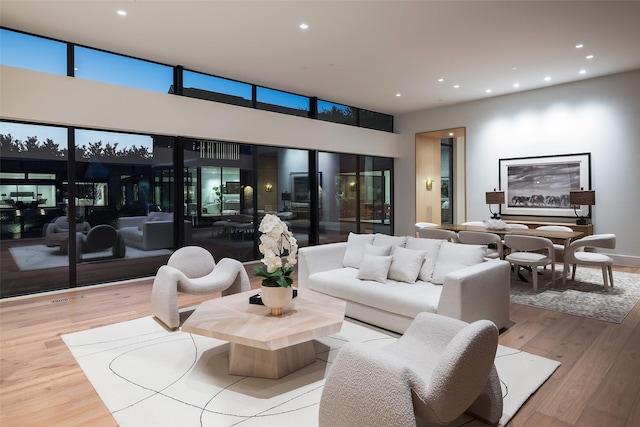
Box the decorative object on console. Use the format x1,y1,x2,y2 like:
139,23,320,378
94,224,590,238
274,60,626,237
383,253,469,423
485,188,504,219
569,188,595,225
252,213,298,316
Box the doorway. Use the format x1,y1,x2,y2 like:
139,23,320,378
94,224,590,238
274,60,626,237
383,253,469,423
415,128,465,225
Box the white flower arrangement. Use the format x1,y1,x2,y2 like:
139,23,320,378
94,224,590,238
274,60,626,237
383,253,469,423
253,214,298,288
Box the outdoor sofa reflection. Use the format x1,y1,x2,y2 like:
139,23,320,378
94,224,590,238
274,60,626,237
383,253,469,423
117,212,192,251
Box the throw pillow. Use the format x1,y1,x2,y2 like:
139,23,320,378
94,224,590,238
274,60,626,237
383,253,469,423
405,236,444,281
357,254,393,283
365,243,392,256
373,234,407,253
343,232,375,268
431,242,486,285
388,246,427,283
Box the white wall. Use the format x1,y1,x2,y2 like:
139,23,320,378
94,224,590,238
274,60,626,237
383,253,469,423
0,65,401,157
395,70,640,266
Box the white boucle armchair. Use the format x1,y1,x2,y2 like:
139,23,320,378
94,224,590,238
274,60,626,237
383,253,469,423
151,246,250,330
319,312,503,426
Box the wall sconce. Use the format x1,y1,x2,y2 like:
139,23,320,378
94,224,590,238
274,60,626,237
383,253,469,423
569,188,595,225
264,183,273,192
425,178,433,191
15,209,22,217
349,181,357,191
485,188,505,219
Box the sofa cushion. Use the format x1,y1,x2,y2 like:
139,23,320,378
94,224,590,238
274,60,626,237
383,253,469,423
343,232,375,268
405,237,444,282
365,243,392,256
357,254,393,283
388,246,427,283
307,267,442,317
373,234,407,253
431,242,486,285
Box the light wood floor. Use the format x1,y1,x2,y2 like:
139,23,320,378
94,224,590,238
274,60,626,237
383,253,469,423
1,266,639,427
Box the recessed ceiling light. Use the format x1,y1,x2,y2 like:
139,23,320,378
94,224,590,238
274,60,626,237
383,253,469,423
453,84,460,89
437,78,444,82
513,83,520,88
299,23,309,30
575,44,584,49
586,55,594,59
485,89,491,93
579,69,587,74
395,93,401,97
511,66,517,70
117,10,127,16
544,76,551,82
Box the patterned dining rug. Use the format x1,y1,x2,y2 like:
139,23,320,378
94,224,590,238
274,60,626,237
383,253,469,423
62,316,560,427
510,266,640,323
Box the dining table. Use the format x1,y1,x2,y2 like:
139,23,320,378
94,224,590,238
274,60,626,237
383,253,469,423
436,224,584,251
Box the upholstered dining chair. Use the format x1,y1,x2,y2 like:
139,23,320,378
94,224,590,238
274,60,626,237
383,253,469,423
319,312,503,427
415,222,438,237
562,234,616,289
535,225,574,261
458,230,503,260
462,221,486,227
504,235,555,292
418,227,459,243
151,246,251,330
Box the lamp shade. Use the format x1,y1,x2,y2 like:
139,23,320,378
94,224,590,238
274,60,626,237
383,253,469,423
569,190,595,206
281,192,291,201
485,191,505,205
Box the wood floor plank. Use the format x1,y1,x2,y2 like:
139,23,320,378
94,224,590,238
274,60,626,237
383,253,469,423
537,322,635,425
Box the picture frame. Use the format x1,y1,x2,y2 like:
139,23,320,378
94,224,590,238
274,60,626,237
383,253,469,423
499,153,591,218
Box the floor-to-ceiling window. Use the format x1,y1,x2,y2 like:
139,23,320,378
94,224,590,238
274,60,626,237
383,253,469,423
184,139,256,262
0,122,69,296
359,155,392,235
256,146,310,248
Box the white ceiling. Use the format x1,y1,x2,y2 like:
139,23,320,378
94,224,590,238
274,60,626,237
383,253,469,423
2,1,639,115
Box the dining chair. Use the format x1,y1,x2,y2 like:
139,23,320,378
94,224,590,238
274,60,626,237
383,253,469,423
504,235,555,292
562,234,616,289
506,223,529,229
415,222,438,236
462,221,486,227
418,227,459,243
458,230,503,260
535,225,573,256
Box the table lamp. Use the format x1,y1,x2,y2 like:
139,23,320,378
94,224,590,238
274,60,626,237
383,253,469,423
569,189,595,225
485,189,504,219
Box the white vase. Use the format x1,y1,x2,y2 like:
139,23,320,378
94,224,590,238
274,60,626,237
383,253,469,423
261,285,293,316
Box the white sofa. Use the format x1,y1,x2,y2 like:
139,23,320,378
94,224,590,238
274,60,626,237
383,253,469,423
298,233,510,334
117,212,192,250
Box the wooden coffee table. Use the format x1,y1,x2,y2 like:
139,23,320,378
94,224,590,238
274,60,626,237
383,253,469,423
182,288,346,379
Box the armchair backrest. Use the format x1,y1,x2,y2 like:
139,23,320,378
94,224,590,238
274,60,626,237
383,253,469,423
418,228,459,243
167,246,215,278
504,234,554,256
565,234,616,264
83,225,117,252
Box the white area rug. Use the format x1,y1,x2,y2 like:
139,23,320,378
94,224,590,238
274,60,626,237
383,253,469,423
63,316,560,427
510,266,640,323
9,245,172,271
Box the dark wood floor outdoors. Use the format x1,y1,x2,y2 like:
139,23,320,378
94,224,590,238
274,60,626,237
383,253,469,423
0,265,638,426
